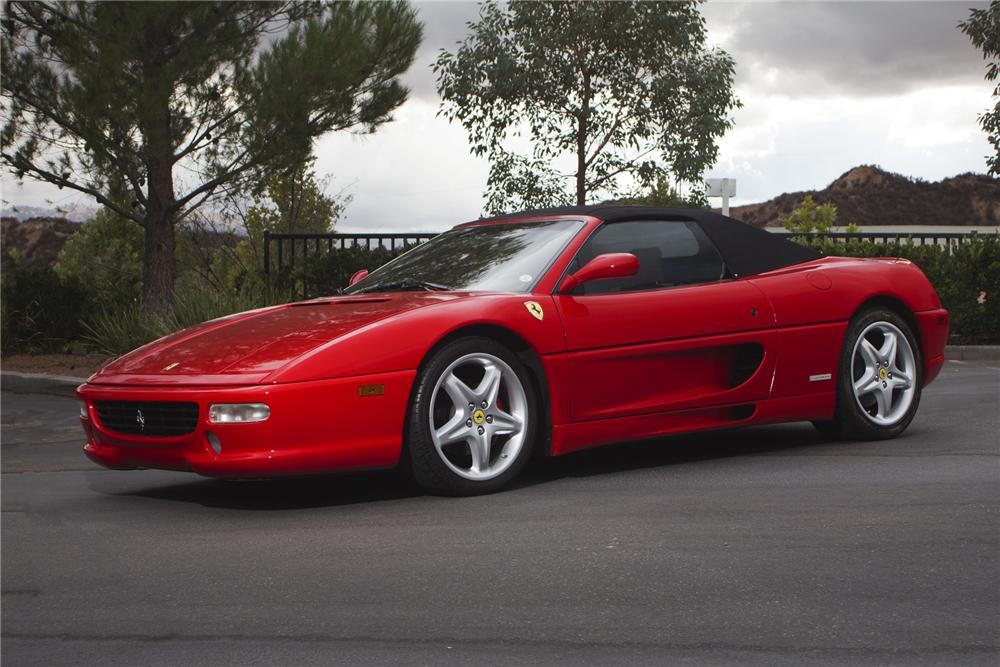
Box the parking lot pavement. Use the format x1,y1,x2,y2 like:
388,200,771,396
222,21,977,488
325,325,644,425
2,361,998,666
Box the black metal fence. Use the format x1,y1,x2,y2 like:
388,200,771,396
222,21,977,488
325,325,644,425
263,228,997,277
770,230,994,248
262,230,437,278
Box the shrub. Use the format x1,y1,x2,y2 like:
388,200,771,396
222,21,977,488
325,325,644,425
82,279,283,356
1,260,88,353
167,275,280,331
781,195,837,233
55,208,144,312
286,243,407,299
81,303,163,356
83,243,409,355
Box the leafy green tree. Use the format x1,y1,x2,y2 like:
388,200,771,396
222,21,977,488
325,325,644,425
619,173,708,208
55,207,144,312
246,160,348,238
780,195,838,234
435,0,739,213
193,160,349,292
960,1,1000,175
1,1,422,313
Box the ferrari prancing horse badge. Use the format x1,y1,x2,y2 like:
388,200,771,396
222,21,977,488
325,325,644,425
523,301,544,321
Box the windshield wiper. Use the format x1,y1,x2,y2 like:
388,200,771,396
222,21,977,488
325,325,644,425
355,278,450,294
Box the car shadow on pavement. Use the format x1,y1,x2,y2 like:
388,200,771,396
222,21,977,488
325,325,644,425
116,469,422,510
522,422,832,485
114,422,833,511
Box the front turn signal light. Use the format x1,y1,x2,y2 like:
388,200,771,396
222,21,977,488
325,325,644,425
208,403,270,424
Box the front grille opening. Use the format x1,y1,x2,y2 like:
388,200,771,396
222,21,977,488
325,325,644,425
93,400,199,437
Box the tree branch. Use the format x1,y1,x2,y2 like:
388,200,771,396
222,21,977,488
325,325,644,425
585,146,657,191
2,87,144,166
173,151,254,211
172,107,241,164
2,152,142,223
584,109,623,169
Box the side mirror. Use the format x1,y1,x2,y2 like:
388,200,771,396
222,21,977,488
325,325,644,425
348,269,369,286
558,253,639,293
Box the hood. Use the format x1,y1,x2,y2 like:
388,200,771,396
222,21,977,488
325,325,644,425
89,293,459,386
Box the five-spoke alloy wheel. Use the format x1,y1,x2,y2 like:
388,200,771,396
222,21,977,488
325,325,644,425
850,320,917,426
818,307,922,440
408,337,537,495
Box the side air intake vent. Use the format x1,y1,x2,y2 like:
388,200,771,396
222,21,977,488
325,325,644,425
730,344,765,387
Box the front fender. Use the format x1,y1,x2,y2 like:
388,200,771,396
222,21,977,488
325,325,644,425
265,294,567,383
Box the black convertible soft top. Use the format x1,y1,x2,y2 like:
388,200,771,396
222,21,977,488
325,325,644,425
475,205,822,278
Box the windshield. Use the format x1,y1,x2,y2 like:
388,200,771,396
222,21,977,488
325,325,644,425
345,219,584,294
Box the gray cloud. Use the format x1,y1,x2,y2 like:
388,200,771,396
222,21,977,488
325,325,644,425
706,1,991,96
404,2,993,104
404,1,481,101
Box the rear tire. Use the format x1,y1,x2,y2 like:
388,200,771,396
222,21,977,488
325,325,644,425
820,307,922,440
407,337,537,496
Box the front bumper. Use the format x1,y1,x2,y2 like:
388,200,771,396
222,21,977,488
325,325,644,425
77,370,416,476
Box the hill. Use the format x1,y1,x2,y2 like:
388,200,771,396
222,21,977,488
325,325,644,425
1,216,82,272
729,166,1000,228
0,203,97,222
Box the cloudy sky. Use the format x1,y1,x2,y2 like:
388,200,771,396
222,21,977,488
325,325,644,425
1,0,994,231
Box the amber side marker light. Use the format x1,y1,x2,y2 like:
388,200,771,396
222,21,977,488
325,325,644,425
208,403,270,424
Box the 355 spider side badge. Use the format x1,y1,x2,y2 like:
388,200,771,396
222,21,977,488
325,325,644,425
77,206,949,495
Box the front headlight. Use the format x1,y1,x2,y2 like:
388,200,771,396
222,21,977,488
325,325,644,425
208,403,270,424
79,401,88,419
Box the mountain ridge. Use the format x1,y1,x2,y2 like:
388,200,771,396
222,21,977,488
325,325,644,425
729,165,1000,228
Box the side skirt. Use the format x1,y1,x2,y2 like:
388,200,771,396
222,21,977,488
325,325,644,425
549,392,835,456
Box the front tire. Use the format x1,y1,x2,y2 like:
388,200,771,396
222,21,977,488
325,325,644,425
823,307,922,440
407,337,537,496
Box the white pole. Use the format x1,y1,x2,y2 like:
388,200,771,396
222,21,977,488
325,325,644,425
705,177,735,216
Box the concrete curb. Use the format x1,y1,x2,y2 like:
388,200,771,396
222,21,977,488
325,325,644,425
945,346,1000,361
1,371,86,398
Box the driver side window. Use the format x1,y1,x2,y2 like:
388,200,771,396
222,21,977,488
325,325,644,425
570,220,727,295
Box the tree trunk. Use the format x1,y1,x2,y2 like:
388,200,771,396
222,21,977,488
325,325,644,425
136,17,181,317
576,71,591,206
141,195,176,317
141,124,177,317
576,118,587,206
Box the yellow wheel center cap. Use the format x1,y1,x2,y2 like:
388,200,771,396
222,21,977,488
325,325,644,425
879,367,887,381
472,409,486,425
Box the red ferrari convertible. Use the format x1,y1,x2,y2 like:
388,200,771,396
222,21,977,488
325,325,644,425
77,206,949,495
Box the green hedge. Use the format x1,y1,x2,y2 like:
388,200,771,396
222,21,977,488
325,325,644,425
1,262,89,353
795,236,999,345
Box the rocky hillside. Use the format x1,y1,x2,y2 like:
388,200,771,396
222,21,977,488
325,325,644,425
1,216,82,272
730,166,1000,228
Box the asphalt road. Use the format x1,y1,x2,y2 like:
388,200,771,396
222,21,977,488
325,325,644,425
2,361,998,666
